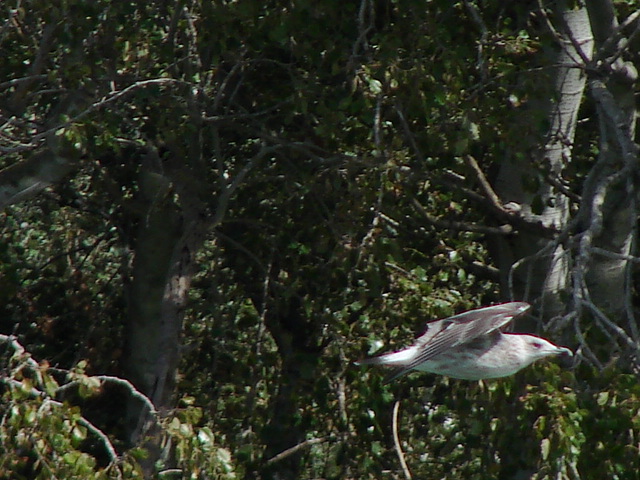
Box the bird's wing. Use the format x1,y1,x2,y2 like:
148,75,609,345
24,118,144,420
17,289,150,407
396,302,530,374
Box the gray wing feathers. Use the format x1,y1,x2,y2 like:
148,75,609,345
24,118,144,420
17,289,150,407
384,367,413,383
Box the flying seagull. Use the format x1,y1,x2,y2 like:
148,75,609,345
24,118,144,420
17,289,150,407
356,302,573,382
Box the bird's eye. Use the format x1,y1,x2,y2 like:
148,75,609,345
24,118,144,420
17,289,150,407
532,342,543,349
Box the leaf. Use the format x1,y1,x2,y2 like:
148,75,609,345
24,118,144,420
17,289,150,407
42,372,60,398
216,447,234,472
596,391,609,406
540,438,551,460
198,427,215,451
368,78,382,94
71,425,87,445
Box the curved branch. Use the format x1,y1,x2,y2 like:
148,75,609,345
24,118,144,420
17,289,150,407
392,400,412,480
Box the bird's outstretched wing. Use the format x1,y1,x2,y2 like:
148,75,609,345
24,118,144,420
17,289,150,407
386,302,530,378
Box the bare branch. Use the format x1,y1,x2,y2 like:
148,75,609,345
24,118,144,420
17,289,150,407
396,107,558,238
10,23,56,110
265,437,328,466
591,247,640,263
464,155,508,212
583,299,639,353
346,0,374,73
38,79,192,140
0,74,49,91
55,374,157,416
545,171,582,203
593,7,640,69
394,104,424,163
589,78,638,163
202,102,286,124
211,143,282,227
463,0,489,81
1,78,197,154
392,400,412,480
411,197,513,235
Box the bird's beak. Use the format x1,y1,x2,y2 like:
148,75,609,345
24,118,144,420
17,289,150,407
556,347,573,356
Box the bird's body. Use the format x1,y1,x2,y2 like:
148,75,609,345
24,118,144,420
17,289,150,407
356,302,573,382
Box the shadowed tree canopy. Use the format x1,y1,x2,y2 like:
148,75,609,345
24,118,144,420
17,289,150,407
0,1,639,479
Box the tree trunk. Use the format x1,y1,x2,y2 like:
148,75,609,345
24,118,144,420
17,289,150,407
581,0,638,318
492,2,593,319
124,152,206,475
124,166,181,439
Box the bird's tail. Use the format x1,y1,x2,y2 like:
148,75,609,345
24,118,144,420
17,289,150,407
354,348,415,366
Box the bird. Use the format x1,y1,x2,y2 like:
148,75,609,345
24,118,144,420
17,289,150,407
355,302,573,382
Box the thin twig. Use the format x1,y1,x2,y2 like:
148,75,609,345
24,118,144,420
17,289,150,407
0,74,49,90
411,197,513,235
265,437,327,466
583,299,638,353
463,0,489,80
571,313,603,370
394,103,424,162
464,155,506,212
392,400,412,480
27,79,194,146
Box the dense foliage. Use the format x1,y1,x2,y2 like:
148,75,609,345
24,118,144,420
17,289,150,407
1,1,639,479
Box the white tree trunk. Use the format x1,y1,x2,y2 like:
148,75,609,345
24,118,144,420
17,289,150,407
581,0,639,317
493,3,593,319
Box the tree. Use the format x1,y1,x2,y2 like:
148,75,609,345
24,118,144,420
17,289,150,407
490,0,639,366
1,1,639,479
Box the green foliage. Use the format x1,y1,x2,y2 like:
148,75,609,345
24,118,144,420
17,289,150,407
0,336,243,479
1,0,639,479
0,395,108,480
0,338,126,479
164,401,238,479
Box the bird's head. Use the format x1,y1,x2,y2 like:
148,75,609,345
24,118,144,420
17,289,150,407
523,335,573,360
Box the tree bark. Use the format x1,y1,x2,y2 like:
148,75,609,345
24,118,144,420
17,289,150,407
124,166,181,451
581,0,639,317
492,2,593,319
123,150,207,475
